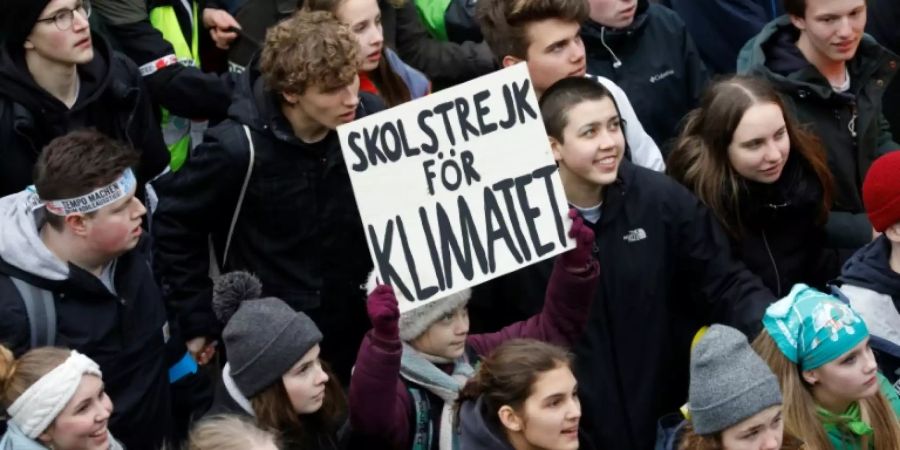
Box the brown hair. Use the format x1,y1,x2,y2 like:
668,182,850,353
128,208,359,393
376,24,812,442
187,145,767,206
0,345,71,410
455,339,573,430
188,414,282,450
667,75,833,239
752,331,900,450
539,76,619,144
677,421,808,450
476,0,588,61
260,10,360,95
32,129,140,231
784,0,868,18
249,361,346,447
303,0,413,106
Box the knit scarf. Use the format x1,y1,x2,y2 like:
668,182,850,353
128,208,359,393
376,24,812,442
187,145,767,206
400,343,475,450
817,402,874,438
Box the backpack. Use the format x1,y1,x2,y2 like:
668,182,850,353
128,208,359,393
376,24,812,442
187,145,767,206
9,277,57,348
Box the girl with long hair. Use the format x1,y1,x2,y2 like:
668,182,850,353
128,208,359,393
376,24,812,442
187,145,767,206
668,75,839,296
205,272,347,450
305,0,430,107
752,284,900,450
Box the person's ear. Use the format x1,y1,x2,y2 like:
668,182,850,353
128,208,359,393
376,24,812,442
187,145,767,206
498,405,524,432
282,90,300,105
24,38,35,50
788,14,807,32
502,55,523,68
801,369,819,386
550,136,564,162
37,425,54,447
883,223,900,242
64,213,89,236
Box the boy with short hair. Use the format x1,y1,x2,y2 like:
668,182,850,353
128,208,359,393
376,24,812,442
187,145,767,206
0,130,173,449
474,76,774,450
476,0,665,171
152,10,384,383
838,151,900,393
738,0,898,249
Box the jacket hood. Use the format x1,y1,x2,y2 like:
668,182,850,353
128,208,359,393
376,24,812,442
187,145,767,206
0,191,69,281
458,396,516,450
840,236,900,296
0,32,115,116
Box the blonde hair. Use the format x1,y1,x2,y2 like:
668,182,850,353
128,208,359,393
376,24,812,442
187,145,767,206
677,421,807,450
188,415,281,450
260,10,360,95
0,345,70,410
752,331,900,450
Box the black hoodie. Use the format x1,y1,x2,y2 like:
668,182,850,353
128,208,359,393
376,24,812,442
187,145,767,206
0,33,169,197
838,237,900,387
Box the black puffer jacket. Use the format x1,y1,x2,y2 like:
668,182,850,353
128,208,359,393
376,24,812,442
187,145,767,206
866,0,900,140
583,0,709,152
0,34,169,197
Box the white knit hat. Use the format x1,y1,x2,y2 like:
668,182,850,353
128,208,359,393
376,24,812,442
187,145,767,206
366,271,471,341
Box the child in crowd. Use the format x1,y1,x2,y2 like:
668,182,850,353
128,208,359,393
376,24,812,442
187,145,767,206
672,324,804,450
305,0,430,106
456,339,590,450
669,75,839,297
838,151,900,392
206,272,347,450
470,76,774,450
753,284,900,449
348,210,598,450
0,346,123,450
188,415,281,450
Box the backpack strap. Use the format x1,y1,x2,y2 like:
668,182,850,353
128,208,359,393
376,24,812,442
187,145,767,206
221,125,256,266
406,385,433,450
9,277,57,348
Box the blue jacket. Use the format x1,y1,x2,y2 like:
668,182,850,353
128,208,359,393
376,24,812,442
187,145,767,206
385,48,430,100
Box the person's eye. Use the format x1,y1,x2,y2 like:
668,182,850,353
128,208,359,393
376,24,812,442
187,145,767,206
608,120,621,131
775,128,787,139
842,354,857,365
581,127,596,138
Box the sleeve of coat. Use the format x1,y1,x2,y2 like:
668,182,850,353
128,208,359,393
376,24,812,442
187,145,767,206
591,75,666,172
875,113,899,154
390,0,497,87
668,182,774,337
466,258,599,357
151,125,246,340
348,332,414,448
824,211,875,249
118,55,171,184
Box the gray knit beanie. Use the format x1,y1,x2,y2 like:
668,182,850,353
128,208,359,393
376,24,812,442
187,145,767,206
213,272,323,398
689,324,782,435
366,271,471,342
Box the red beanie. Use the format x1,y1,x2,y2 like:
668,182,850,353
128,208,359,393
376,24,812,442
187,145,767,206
863,151,900,232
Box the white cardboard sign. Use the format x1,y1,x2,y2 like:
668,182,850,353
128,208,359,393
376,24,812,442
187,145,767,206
338,63,573,313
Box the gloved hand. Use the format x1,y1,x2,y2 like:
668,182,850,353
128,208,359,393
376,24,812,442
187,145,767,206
561,209,595,272
367,284,400,341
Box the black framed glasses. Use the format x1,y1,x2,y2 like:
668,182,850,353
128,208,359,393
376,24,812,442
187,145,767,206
35,0,92,31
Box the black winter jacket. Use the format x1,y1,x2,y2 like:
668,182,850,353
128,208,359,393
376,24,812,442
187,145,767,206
0,34,170,197
866,0,900,141
0,200,171,450
738,16,899,249
583,0,709,152
152,61,382,377
470,161,774,450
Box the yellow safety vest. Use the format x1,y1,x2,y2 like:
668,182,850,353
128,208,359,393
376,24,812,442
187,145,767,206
149,2,202,172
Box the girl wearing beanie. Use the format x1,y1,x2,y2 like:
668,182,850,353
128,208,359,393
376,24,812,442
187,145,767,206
349,210,599,450
0,345,122,450
668,75,839,297
455,339,590,450
752,284,900,450
676,324,804,450
205,272,346,450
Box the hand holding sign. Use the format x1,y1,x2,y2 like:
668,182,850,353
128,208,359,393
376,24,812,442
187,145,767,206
367,284,400,341
339,64,574,313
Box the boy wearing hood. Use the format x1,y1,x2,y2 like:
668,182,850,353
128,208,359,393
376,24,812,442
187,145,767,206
0,130,173,449
152,10,384,384
838,151,900,394
0,0,170,197
581,0,709,153
737,0,899,250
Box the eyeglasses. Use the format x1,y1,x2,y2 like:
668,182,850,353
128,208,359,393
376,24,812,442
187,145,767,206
35,0,92,31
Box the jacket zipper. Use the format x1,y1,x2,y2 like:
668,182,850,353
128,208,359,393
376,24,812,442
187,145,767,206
761,230,782,296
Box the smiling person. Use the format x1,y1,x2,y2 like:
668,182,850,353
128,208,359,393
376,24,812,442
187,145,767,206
752,284,900,450
0,0,169,197
206,272,347,450
305,0,430,107
0,130,173,449
738,0,899,251
668,75,840,297
0,347,123,450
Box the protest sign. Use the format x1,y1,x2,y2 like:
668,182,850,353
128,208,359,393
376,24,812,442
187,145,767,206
338,63,573,313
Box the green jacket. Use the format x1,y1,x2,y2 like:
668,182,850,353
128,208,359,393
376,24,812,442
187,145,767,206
738,16,899,250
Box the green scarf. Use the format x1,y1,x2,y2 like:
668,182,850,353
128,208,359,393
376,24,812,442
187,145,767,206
817,402,874,437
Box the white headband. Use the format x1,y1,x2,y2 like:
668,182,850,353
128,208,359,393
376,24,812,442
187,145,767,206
7,350,103,438
36,168,137,216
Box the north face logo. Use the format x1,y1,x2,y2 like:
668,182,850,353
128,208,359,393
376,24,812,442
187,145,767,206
623,228,647,243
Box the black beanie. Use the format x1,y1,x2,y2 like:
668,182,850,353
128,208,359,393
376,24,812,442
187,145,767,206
3,0,53,52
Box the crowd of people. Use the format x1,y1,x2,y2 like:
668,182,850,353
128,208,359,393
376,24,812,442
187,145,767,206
0,0,899,449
